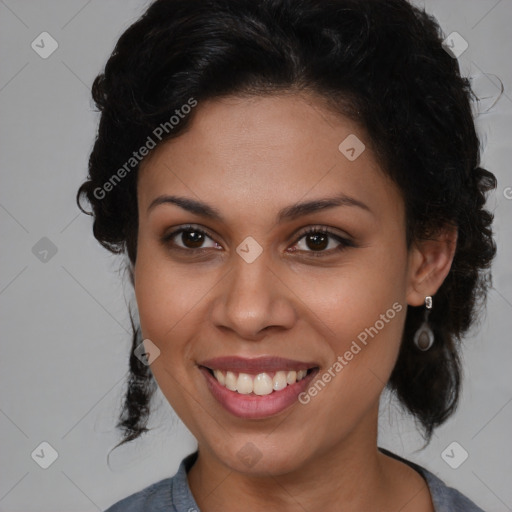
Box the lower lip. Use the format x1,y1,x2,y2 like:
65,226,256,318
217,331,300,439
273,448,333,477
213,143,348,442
200,367,319,419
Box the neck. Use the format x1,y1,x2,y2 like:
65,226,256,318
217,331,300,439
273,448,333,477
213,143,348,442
187,408,431,512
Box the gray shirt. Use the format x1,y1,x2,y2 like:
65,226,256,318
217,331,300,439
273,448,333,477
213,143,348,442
104,449,485,511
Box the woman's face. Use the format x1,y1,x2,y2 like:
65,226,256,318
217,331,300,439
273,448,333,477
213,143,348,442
134,93,415,475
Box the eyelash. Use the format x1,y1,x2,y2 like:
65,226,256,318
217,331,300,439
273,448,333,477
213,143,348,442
160,224,354,258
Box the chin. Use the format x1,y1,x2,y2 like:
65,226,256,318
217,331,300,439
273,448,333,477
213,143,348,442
209,434,315,477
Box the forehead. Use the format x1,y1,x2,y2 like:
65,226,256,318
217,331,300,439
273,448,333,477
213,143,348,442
137,93,403,225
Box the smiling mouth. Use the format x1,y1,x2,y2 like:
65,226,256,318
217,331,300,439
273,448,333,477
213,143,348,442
199,357,320,419
202,367,317,396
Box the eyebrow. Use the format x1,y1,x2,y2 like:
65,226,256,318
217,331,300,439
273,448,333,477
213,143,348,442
147,193,372,222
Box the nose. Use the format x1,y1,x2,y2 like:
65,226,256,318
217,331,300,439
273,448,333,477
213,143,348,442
210,249,297,340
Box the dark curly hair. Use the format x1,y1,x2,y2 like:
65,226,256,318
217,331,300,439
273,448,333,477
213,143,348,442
77,0,496,448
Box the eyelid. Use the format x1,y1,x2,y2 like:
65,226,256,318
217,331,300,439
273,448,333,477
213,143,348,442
291,224,352,244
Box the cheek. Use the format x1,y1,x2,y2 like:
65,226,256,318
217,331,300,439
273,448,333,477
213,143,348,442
291,246,409,403
295,248,407,340
134,242,211,343
133,247,207,424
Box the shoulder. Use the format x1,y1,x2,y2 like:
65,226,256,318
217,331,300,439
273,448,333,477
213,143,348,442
379,447,485,512
103,451,199,512
103,477,173,512
421,466,485,512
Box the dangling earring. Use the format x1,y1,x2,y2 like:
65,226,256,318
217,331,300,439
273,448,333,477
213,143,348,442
414,296,434,351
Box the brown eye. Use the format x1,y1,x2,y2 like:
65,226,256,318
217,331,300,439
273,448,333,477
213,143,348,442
162,225,220,252
304,232,329,251
292,228,350,254
180,229,206,249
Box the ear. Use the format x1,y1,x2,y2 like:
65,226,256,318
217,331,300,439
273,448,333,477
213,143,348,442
406,224,458,307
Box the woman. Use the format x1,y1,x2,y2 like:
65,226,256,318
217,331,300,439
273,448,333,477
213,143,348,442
77,0,496,510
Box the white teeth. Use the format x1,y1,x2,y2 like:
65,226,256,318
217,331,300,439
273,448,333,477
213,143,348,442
211,368,310,394
273,371,287,391
213,369,225,386
253,373,273,395
236,373,253,394
225,371,237,391
286,370,297,385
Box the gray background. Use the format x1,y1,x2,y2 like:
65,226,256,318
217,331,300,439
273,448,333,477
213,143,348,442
0,0,511,510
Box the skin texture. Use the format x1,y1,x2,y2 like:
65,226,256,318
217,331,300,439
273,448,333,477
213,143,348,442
133,93,456,512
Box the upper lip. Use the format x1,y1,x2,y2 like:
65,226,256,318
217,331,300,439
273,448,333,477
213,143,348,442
199,356,319,373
